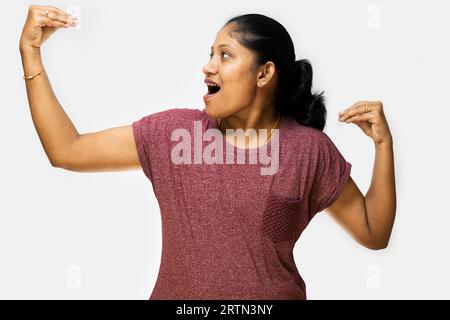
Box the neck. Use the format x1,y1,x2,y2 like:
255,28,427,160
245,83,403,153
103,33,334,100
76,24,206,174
217,109,282,148
218,108,281,133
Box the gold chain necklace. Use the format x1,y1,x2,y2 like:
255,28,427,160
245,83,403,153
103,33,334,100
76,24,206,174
218,110,281,147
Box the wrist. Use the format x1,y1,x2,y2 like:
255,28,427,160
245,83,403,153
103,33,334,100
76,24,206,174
19,45,42,64
19,43,41,58
375,136,393,150
20,44,44,74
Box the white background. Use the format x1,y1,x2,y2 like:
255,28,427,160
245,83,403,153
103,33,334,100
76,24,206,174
1,0,449,299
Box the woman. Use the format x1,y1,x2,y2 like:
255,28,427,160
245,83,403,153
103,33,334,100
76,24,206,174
19,6,396,299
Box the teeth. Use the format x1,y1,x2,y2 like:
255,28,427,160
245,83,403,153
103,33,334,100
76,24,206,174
206,82,220,96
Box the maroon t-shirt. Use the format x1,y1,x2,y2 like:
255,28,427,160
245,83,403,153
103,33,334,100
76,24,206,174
132,107,351,300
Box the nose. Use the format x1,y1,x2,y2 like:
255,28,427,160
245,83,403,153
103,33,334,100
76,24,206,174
202,58,218,77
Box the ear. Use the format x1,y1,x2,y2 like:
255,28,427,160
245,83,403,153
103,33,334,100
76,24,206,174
256,61,276,88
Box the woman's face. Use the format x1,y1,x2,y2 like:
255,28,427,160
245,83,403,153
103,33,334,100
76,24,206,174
202,23,260,118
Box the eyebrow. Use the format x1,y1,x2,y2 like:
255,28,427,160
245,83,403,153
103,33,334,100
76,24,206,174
211,44,233,50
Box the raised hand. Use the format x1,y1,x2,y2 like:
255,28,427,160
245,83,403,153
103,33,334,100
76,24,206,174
19,5,78,51
338,101,392,145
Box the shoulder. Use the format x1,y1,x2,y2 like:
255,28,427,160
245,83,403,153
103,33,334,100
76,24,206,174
138,107,202,121
286,118,333,150
284,119,347,170
162,107,203,120
133,107,203,130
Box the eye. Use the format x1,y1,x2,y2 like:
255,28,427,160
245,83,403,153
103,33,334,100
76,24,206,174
209,51,231,61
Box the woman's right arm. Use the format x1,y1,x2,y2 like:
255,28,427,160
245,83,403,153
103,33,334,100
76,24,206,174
20,5,141,172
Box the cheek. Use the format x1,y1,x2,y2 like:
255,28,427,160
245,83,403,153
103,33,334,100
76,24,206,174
218,62,256,108
222,69,254,97
223,84,255,111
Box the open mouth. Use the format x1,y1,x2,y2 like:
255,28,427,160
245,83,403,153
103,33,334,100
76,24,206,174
207,83,221,95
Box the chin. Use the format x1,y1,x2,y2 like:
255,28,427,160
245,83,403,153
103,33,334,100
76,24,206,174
203,104,222,118
204,102,239,119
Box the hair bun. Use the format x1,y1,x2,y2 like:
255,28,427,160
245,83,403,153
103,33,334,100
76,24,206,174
292,59,313,92
285,59,326,130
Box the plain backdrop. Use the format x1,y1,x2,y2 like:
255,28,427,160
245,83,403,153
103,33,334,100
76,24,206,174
1,0,449,299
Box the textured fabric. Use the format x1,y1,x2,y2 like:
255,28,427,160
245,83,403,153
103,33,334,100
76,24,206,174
132,107,352,300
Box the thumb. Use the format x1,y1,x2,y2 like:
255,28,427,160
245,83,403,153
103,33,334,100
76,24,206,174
41,26,59,44
355,120,372,137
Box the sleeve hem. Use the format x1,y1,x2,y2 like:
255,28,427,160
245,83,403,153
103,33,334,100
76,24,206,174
132,120,154,184
317,161,352,213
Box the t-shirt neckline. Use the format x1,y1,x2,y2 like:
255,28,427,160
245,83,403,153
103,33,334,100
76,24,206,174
211,113,289,153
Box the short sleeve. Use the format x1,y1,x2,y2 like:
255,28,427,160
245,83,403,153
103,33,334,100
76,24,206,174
310,132,352,215
131,107,202,185
132,114,157,184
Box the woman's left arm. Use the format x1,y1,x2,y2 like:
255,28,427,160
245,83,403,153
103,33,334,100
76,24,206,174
325,101,396,250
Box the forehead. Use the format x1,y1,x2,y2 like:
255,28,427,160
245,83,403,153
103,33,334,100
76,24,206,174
211,23,240,49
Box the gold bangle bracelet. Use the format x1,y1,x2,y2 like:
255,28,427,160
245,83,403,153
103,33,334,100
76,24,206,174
23,68,45,80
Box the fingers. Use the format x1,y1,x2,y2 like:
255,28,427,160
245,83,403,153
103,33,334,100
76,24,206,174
39,16,71,29
339,101,382,122
341,112,377,124
43,7,69,23
34,5,78,28
339,103,368,121
339,101,365,115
